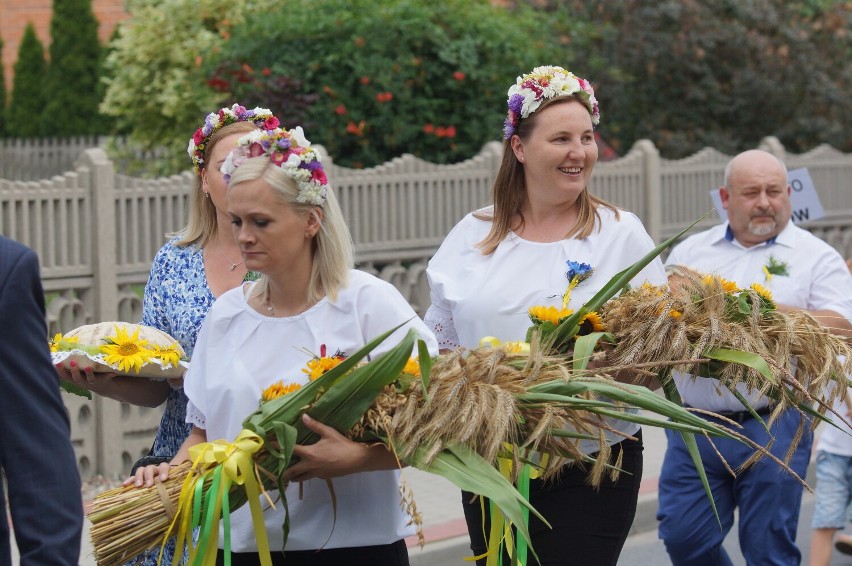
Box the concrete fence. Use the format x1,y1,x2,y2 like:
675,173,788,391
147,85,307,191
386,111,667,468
2,136,851,479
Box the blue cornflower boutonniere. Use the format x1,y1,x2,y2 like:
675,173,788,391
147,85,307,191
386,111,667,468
562,260,594,308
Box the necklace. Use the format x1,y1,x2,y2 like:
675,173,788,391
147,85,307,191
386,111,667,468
264,285,275,314
263,285,312,317
222,252,246,272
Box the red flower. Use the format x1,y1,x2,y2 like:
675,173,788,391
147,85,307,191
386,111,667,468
423,123,435,134
346,121,365,136
359,76,371,85
192,128,205,144
249,143,265,157
334,105,347,115
376,92,393,103
262,117,280,130
270,151,286,165
207,78,230,91
312,170,328,184
261,67,271,76
435,127,447,138
446,125,457,138
453,71,465,81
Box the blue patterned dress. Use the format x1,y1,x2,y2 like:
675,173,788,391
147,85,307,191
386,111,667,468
130,238,215,565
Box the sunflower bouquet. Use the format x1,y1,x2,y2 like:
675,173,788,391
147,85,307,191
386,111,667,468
51,322,188,398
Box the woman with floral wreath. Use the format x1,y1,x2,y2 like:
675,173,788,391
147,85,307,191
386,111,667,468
423,65,666,565
60,103,279,565
128,125,438,565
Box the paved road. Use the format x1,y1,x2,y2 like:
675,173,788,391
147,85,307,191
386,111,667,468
618,492,852,566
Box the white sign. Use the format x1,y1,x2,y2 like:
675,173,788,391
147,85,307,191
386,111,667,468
710,167,824,224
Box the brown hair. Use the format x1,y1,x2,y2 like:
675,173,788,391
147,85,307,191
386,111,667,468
475,94,618,255
173,120,260,248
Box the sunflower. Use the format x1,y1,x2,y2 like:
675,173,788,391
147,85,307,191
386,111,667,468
303,356,345,381
100,325,154,374
49,332,78,352
577,311,606,335
750,283,775,306
150,342,182,368
529,305,574,326
261,380,302,402
702,274,739,294
402,357,421,377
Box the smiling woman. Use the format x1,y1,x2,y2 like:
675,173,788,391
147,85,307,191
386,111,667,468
424,65,666,566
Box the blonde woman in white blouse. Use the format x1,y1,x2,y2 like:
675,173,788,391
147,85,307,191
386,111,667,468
424,66,666,566
129,126,438,566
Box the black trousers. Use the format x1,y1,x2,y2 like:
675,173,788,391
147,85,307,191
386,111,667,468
463,430,644,566
215,539,409,566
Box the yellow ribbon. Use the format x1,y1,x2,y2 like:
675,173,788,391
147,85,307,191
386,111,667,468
168,430,272,566
562,276,581,309
479,336,530,354
463,444,544,566
762,265,773,282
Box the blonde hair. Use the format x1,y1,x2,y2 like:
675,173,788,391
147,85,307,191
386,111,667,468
227,158,354,304
172,121,260,248
476,95,618,255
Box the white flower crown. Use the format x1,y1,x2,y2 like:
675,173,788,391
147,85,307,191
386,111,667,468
503,65,600,139
220,127,329,206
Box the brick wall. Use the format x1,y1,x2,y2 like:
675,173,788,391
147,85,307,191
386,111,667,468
0,0,128,100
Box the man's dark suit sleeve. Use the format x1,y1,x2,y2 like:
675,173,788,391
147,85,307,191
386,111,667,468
0,239,83,565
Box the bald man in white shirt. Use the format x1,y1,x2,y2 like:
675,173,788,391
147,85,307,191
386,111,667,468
657,149,852,566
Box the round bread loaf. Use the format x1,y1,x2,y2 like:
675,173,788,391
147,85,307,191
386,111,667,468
55,322,186,378
65,321,185,356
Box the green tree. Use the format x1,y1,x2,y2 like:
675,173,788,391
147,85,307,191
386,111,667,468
42,0,103,136
212,0,569,167
101,0,258,175
8,24,47,138
0,37,6,137
557,0,852,157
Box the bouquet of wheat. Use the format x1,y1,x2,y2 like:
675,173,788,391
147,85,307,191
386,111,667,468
87,318,751,566
86,223,827,565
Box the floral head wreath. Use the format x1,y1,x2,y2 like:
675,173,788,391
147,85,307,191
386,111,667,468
220,127,329,206
187,103,280,173
503,65,600,139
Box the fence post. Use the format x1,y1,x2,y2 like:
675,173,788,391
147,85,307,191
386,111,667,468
758,136,787,163
75,148,122,477
76,148,118,322
633,139,663,242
